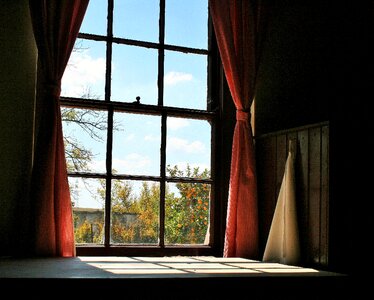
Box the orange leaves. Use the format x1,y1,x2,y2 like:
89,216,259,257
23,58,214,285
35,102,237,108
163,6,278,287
186,187,197,200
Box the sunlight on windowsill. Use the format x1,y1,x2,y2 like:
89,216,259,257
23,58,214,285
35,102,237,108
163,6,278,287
78,256,320,276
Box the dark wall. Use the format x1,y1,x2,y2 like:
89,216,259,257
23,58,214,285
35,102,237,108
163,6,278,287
255,0,373,276
0,0,37,256
256,122,329,269
327,2,372,277
255,1,331,135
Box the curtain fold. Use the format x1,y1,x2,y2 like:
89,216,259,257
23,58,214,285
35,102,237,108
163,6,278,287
209,0,260,258
29,0,89,257
263,140,300,265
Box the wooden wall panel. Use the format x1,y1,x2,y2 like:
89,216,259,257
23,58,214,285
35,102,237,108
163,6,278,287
256,136,277,248
309,127,322,265
320,126,329,266
256,122,329,269
296,129,309,263
275,134,287,197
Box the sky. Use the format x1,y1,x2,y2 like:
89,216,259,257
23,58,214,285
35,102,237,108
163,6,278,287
61,0,210,209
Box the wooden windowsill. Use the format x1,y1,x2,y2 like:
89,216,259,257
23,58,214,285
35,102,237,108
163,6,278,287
0,256,351,299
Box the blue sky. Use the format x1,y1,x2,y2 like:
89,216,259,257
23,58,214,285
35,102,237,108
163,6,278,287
62,0,209,209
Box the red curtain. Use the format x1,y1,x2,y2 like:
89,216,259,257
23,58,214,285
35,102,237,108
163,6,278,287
210,0,260,258
29,0,89,257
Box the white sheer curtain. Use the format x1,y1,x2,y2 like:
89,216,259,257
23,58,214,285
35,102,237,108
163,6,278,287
263,140,300,265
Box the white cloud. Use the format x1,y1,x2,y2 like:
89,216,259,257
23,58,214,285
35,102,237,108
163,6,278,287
61,50,106,97
87,153,152,175
144,134,160,141
88,160,106,172
168,118,190,130
112,154,151,174
167,137,205,154
125,133,135,141
164,71,193,86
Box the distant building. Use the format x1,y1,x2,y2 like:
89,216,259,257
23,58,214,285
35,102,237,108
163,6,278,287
73,207,138,238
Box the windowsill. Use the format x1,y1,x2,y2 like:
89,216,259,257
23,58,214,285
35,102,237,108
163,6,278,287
0,255,341,278
0,256,350,298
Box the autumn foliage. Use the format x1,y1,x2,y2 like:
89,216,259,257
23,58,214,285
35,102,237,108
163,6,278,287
73,165,210,245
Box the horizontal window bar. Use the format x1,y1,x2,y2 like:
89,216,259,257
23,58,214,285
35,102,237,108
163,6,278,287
166,176,213,184
76,245,213,257
67,173,213,184
67,172,161,182
78,33,209,55
112,174,161,181
61,97,217,120
67,172,107,179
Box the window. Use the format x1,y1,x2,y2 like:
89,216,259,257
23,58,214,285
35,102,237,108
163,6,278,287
61,0,223,256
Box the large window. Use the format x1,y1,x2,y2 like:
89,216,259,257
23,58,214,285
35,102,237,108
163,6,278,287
61,0,222,256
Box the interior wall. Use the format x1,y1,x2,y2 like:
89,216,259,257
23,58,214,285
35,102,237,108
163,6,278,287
254,0,372,275
255,1,331,135
0,0,37,255
256,122,329,269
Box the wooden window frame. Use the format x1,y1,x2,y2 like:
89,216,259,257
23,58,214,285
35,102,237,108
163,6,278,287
61,0,228,257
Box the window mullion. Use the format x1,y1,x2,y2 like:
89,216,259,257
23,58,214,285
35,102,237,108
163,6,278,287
158,0,165,107
157,0,166,248
159,111,167,247
104,0,114,247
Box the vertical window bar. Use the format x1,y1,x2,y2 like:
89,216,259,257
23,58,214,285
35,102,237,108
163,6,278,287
158,0,166,247
208,119,216,247
158,0,165,107
104,0,114,247
159,112,167,247
207,9,215,247
105,0,114,103
207,11,213,112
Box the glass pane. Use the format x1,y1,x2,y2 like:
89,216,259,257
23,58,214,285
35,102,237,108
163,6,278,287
166,117,211,178
62,39,106,100
113,112,161,176
114,0,159,42
79,0,107,35
165,0,208,49
111,180,159,244
111,44,158,104
164,51,207,110
62,107,107,173
165,182,210,245
70,177,105,245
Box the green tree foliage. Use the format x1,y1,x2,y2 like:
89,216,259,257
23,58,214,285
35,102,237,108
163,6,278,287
71,164,211,245
110,180,137,214
132,182,159,243
98,165,211,245
62,66,210,244
165,165,210,244
109,180,159,244
74,216,103,244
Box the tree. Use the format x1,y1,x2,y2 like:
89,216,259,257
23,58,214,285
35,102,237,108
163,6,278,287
107,179,139,244
132,182,159,243
165,165,210,244
63,44,210,245
94,166,210,245
62,103,107,173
